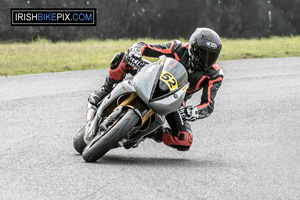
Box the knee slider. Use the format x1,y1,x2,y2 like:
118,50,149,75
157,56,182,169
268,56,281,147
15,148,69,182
178,131,193,145
110,52,125,70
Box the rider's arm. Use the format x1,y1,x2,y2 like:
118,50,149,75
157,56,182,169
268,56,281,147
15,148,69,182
195,65,224,119
107,41,176,84
131,40,179,58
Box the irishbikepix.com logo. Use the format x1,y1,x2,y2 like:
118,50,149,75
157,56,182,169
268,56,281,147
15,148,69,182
11,8,96,26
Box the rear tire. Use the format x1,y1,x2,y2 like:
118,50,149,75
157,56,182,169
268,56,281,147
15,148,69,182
82,109,140,162
73,126,87,154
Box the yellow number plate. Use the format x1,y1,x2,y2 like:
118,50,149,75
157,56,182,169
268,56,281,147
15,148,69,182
159,71,178,91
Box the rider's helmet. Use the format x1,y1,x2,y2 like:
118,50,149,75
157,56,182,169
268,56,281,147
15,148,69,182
189,28,222,71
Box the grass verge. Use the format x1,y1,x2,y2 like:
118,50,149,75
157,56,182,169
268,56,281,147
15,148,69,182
0,36,299,76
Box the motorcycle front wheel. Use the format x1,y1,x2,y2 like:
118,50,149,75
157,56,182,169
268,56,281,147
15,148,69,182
82,109,140,162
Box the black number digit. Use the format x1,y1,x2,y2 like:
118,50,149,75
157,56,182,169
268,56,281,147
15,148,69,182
161,73,172,81
168,78,176,87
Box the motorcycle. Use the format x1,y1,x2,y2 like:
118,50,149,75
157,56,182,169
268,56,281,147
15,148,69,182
73,55,189,162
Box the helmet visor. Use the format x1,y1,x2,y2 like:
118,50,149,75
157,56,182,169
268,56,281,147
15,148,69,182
192,48,219,71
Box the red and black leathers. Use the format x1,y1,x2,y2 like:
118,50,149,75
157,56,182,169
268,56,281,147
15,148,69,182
105,40,224,151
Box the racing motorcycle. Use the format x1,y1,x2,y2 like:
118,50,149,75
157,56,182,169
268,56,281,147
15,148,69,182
73,55,189,162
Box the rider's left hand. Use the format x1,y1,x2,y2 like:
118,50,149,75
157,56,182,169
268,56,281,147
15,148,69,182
126,48,143,68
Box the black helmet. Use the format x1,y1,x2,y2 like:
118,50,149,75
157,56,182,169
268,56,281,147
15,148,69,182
189,28,222,71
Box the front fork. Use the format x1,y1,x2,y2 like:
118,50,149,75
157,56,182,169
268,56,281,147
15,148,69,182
84,93,153,145
115,93,153,127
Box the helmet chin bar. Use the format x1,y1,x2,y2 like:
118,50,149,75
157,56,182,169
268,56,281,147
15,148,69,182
191,58,208,71
190,51,209,71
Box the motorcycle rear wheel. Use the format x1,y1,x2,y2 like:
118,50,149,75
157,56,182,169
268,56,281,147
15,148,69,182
82,109,140,162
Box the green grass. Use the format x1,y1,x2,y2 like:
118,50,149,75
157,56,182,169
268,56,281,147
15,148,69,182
0,36,299,76
220,36,300,60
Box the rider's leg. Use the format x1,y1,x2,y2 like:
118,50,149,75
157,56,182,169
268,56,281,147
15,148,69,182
86,74,117,121
86,52,128,122
148,111,193,151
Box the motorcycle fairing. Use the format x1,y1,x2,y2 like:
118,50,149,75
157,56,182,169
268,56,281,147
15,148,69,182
133,56,189,115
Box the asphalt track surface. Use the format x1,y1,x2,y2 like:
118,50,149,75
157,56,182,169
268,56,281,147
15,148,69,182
1,57,300,200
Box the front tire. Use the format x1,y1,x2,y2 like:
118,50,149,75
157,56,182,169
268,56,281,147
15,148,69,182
82,109,140,162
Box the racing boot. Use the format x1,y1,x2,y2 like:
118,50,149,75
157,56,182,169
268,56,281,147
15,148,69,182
86,74,118,121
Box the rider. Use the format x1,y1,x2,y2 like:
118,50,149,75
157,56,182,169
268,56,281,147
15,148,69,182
86,28,224,151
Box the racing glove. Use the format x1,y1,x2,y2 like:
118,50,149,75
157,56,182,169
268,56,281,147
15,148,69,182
178,105,210,121
126,48,144,69
178,106,199,121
